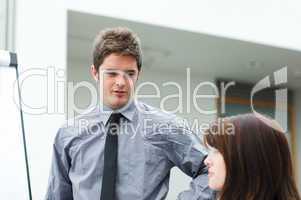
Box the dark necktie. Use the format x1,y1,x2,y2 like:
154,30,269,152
100,113,123,200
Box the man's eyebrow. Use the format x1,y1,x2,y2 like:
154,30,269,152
124,69,137,73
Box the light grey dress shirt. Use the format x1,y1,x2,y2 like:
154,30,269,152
45,100,214,200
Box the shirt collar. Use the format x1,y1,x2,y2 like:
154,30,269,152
97,100,137,125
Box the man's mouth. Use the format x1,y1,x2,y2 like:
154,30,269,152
113,90,127,96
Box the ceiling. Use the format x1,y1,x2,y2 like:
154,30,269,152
67,10,301,91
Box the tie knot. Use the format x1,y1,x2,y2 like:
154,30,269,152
108,112,123,124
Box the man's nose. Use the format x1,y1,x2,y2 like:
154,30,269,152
115,74,126,86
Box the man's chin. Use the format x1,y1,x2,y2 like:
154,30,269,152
110,100,131,110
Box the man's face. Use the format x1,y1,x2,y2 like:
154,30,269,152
91,53,139,110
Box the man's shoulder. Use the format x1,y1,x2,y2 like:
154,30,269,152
54,107,101,145
136,102,195,147
136,101,189,128
136,101,177,121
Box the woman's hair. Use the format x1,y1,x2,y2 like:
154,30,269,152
204,113,300,200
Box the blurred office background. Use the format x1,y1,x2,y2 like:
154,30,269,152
0,0,300,199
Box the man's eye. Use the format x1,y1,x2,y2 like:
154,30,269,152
127,72,135,77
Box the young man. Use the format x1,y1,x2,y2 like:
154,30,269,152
45,27,214,200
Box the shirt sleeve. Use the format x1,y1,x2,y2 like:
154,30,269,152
45,128,73,200
146,117,215,199
177,171,216,200
166,125,216,200
160,119,208,177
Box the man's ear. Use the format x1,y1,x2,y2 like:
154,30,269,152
90,65,98,81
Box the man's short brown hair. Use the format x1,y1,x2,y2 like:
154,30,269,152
92,27,142,71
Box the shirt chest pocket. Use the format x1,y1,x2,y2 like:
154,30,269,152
145,143,165,165
70,137,105,177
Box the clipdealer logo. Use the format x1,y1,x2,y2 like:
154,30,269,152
11,65,288,132
251,67,288,132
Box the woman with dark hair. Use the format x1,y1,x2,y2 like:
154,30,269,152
203,113,300,200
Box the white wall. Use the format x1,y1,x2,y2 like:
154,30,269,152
66,0,301,51
0,68,31,199
0,0,6,49
15,0,66,199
